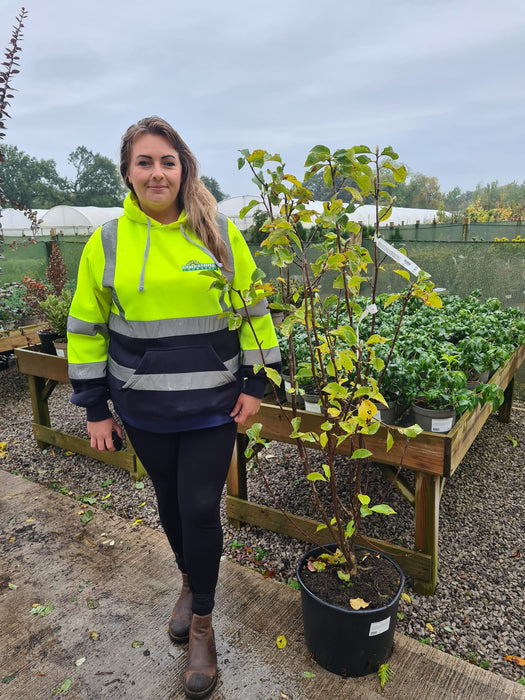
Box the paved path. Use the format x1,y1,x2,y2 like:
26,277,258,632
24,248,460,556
1,468,524,699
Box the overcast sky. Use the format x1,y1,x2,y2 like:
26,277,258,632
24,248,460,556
3,0,525,199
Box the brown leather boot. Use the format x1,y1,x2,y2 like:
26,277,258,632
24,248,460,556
168,573,192,644
183,613,218,699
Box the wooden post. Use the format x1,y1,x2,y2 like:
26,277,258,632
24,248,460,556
226,433,248,528
414,472,440,595
462,217,470,241
498,377,514,424
26,375,51,449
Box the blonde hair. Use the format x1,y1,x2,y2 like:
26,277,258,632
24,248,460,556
120,116,229,268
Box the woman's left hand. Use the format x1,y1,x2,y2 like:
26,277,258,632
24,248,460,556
230,393,262,425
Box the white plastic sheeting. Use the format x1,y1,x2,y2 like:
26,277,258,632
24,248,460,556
1,205,123,236
218,196,439,231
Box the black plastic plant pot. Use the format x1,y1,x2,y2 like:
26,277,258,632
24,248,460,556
296,544,405,677
37,330,59,355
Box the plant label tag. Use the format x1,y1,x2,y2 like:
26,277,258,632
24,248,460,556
431,417,454,433
369,616,391,637
373,236,421,277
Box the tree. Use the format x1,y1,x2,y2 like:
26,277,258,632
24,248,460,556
200,175,227,202
392,172,443,209
68,146,125,206
0,144,67,207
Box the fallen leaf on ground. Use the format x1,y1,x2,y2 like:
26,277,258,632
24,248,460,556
52,678,71,695
401,592,412,604
426,622,434,632
503,655,525,666
131,641,144,648
276,634,287,649
350,598,370,610
90,631,100,641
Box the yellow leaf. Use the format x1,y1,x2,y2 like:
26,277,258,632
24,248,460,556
401,592,412,604
101,493,111,500
131,518,143,527
276,634,287,649
350,598,370,610
64,451,73,456
358,399,377,422
138,501,146,508
504,655,525,667
90,631,100,641
426,622,434,632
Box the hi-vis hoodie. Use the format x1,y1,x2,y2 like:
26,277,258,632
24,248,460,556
67,193,281,432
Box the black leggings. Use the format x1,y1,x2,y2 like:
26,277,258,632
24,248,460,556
123,421,237,615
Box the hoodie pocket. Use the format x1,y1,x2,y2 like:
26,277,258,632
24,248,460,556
121,345,237,391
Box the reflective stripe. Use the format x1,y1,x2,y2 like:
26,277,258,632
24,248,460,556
108,312,230,338
101,219,125,316
243,346,281,365
108,354,240,391
237,298,269,318
217,213,234,283
68,360,107,380
68,315,108,336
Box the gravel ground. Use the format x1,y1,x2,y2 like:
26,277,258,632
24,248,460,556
1,363,524,684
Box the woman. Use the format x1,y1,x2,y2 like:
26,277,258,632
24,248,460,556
67,116,281,699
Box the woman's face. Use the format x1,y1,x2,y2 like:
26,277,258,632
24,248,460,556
126,133,183,223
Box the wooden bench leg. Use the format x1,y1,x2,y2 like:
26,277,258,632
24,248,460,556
498,377,514,424
414,472,440,595
27,375,51,449
226,433,248,528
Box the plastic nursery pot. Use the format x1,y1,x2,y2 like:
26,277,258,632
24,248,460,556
303,392,322,413
373,400,397,425
411,404,456,433
37,330,59,355
296,544,405,677
53,338,68,359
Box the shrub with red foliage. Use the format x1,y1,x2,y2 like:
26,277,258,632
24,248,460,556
46,241,68,294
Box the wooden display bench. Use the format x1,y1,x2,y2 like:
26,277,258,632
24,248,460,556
14,345,146,480
14,343,525,594
0,323,47,353
226,344,525,595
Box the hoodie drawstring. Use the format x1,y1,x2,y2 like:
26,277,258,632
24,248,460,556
138,218,151,292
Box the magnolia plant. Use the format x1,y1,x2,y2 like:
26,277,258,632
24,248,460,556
205,144,443,578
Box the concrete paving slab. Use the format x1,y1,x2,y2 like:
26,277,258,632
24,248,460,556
1,468,524,700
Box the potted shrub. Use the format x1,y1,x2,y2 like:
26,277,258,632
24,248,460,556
38,289,72,357
207,143,443,678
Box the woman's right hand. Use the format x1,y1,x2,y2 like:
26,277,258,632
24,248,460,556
87,417,122,451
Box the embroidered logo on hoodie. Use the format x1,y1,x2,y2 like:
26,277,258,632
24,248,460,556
181,259,219,271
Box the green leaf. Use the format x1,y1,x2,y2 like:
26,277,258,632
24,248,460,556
131,640,144,648
351,448,373,460
322,463,331,479
371,504,396,515
337,570,351,582
398,424,423,439
394,269,411,281
53,679,72,695
303,671,316,678
81,510,93,524
307,472,326,482
264,366,282,386
134,481,145,490
304,145,331,166
386,431,394,452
